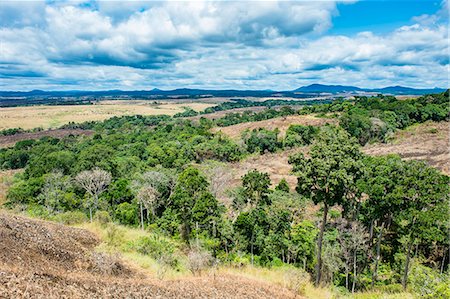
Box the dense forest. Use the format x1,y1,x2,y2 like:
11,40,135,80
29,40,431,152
1,91,449,296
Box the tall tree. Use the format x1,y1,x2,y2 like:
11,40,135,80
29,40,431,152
289,126,363,286
358,155,406,287
75,168,111,221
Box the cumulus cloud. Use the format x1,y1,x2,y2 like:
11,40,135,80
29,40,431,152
0,0,448,90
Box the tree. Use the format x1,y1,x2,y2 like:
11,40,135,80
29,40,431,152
289,126,363,286
393,161,449,290
38,170,73,213
75,168,111,222
358,155,407,287
136,185,159,230
170,167,213,243
275,178,290,193
241,170,271,208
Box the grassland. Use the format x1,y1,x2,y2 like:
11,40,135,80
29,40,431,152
0,101,215,130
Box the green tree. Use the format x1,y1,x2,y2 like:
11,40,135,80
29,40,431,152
275,178,290,193
289,126,363,286
242,170,271,207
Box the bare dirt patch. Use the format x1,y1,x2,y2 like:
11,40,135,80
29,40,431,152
0,212,297,298
0,129,94,148
363,121,449,174
0,101,214,130
229,148,307,191
212,115,337,140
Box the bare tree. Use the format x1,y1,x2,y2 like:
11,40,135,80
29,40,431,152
75,168,111,222
199,161,232,198
337,219,368,292
38,170,71,213
136,185,160,230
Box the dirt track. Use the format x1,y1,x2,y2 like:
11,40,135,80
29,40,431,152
0,212,297,298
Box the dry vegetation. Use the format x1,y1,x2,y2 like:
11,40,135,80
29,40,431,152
363,121,449,174
0,170,21,205
0,129,94,148
0,212,298,298
229,148,305,191
227,121,449,193
0,101,214,130
212,115,337,139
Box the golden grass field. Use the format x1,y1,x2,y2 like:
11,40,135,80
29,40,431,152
0,101,215,130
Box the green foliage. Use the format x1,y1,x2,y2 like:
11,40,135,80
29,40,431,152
241,170,272,207
275,178,290,193
410,264,450,299
134,235,179,267
115,202,138,226
53,211,88,225
243,128,280,153
284,125,319,147
95,210,112,225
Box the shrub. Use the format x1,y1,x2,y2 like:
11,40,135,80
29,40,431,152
105,223,125,247
53,211,88,225
88,252,130,276
134,235,178,268
95,210,112,226
283,268,310,295
187,246,213,276
410,264,450,299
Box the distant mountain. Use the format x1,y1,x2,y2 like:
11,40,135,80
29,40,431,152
294,84,446,95
294,84,362,93
0,85,446,100
371,86,445,95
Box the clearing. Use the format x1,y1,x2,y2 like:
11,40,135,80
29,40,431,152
0,101,214,130
212,115,337,140
363,121,449,174
0,129,94,148
226,121,449,194
0,212,298,298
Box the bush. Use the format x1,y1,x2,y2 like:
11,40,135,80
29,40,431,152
95,210,112,226
88,252,130,276
53,211,88,225
134,235,178,268
105,223,125,247
283,268,310,295
410,264,450,299
187,246,213,276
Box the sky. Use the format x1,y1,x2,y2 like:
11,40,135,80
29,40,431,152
0,0,448,91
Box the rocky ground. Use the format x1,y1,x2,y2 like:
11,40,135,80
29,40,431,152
0,212,297,298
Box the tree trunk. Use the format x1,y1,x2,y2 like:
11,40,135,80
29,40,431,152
251,228,255,266
352,249,357,293
345,268,349,290
140,202,144,230
89,207,93,222
402,238,414,290
372,221,385,287
315,202,328,286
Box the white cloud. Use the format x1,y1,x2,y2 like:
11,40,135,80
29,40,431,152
0,1,448,90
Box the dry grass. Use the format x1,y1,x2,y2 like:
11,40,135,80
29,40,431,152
0,101,214,130
212,114,337,140
228,148,305,191
0,129,94,148
0,212,298,298
363,121,449,174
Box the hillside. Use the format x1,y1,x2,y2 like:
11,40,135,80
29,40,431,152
0,212,298,298
211,115,337,139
